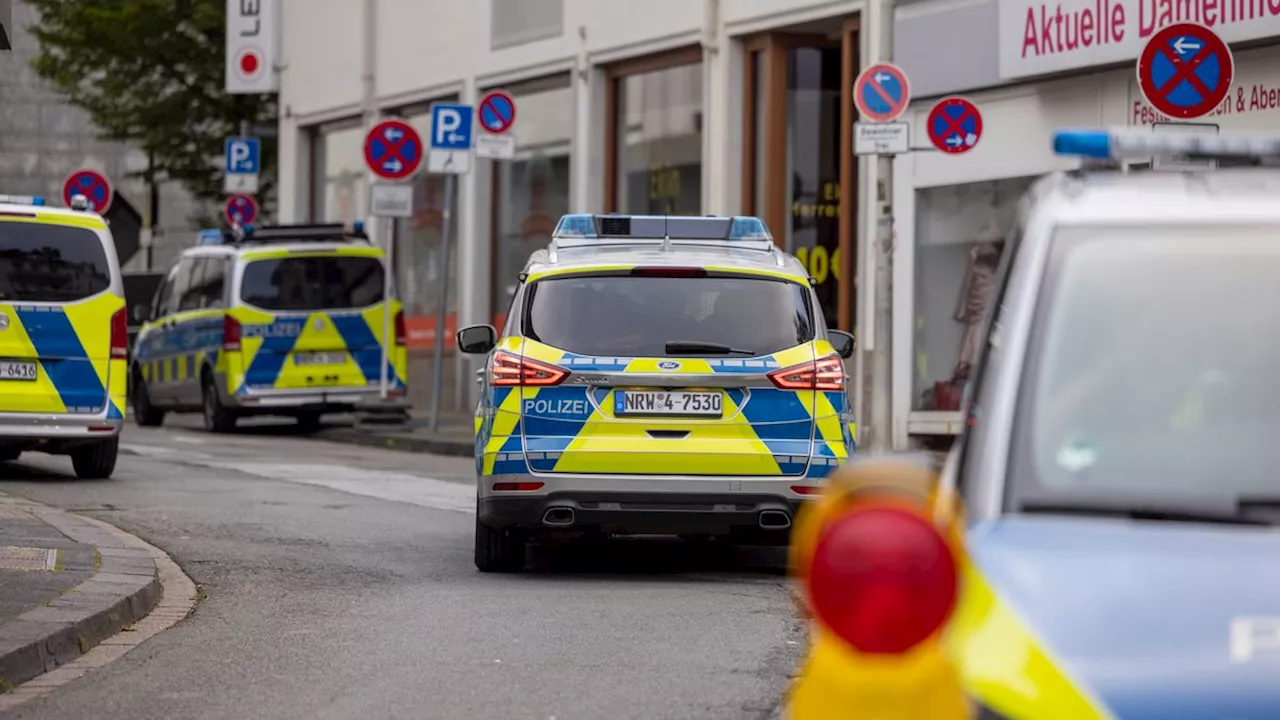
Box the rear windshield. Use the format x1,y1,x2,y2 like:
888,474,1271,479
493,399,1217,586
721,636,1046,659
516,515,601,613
0,221,111,302
523,274,815,357
239,255,384,311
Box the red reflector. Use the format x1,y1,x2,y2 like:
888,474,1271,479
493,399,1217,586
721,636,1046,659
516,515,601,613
223,314,242,352
393,309,406,347
807,505,958,654
629,267,707,277
492,481,545,492
87,425,115,433
790,485,823,495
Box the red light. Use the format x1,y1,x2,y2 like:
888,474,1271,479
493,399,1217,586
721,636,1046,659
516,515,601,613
791,485,823,495
490,351,568,387
87,425,115,432
393,310,406,347
109,308,128,359
223,315,242,352
807,505,958,654
629,267,708,277
492,481,545,492
769,355,844,391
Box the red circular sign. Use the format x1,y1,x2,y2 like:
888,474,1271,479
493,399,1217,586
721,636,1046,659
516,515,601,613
1137,23,1234,120
478,91,517,134
364,119,423,181
853,63,912,123
926,97,983,155
224,194,259,226
234,46,265,81
62,169,113,213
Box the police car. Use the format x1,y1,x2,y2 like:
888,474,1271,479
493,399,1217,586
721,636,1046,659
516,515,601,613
458,213,856,572
940,129,1280,718
0,193,128,479
130,223,407,433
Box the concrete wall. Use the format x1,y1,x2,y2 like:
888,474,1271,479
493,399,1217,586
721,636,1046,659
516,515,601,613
0,0,209,273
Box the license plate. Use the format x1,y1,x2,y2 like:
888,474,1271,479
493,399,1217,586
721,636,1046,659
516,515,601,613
0,360,37,381
294,351,347,366
615,390,723,417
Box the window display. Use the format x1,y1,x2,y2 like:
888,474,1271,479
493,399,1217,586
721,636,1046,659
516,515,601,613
613,61,704,215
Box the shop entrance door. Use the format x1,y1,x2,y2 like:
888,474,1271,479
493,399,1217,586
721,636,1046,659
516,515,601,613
743,19,859,331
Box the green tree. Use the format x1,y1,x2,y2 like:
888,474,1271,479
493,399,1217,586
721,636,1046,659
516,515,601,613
25,0,276,224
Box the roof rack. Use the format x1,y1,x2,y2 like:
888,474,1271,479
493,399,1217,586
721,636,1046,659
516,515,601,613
547,213,786,267
1054,127,1280,167
214,221,371,247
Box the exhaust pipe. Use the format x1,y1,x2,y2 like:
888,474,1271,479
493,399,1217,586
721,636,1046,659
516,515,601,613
759,510,792,530
543,507,575,527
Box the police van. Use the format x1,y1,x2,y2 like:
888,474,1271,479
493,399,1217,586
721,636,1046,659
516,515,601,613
131,223,407,433
0,193,128,479
458,213,856,572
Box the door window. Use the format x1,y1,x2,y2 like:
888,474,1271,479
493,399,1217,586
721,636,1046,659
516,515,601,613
178,258,207,312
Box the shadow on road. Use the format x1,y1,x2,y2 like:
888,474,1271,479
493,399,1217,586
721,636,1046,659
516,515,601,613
0,459,112,485
525,536,788,580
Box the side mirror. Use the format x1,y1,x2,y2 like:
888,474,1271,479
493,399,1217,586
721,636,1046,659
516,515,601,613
132,303,151,323
829,330,856,359
457,324,497,355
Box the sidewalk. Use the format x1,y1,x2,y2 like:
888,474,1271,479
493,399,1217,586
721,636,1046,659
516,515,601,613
0,493,161,692
314,412,475,457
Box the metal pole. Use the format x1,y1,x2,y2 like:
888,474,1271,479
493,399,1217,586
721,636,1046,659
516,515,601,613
379,218,392,400
428,174,456,431
146,151,157,271
869,0,895,453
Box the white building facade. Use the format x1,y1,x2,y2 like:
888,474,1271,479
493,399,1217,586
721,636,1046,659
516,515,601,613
274,0,1280,446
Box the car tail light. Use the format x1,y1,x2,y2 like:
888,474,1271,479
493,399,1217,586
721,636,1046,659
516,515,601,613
394,310,406,347
490,351,568,387
807,505,958,654
630,267,708,277
769,355,844,391
223,315,242,352
791,485,823,496
492,481,545,492
109,308,128,359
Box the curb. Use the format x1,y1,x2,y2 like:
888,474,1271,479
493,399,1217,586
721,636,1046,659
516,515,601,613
0,495,163,694
313,427,473,457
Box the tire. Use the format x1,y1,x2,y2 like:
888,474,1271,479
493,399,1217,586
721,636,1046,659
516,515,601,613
131,372,165,428
0,448,20,462
71,438,118,479
296,412,323,433
201,373,237,433
474,516,527,573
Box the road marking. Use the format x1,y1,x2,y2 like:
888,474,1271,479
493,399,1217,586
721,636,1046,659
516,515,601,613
201,463,476,514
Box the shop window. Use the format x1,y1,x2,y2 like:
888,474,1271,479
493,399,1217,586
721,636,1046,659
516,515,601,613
310,120,367,224
492,76,573,329
611,58,703,215
912,175,1037,412
491,0,562,49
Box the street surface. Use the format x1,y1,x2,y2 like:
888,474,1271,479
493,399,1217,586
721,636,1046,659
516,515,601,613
0,417,803,720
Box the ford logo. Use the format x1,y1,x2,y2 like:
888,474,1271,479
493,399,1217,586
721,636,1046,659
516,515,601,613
657,360,680,370
313,318,324,331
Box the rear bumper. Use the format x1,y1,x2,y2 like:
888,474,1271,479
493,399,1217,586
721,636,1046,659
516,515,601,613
477,473,816,536
226,384,404,411
0,412,121,441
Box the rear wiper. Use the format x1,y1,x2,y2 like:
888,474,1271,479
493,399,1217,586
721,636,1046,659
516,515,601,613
1019,501,1272,526
664,341,756,355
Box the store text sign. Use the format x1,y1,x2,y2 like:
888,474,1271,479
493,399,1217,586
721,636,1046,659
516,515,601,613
999,0,1280,79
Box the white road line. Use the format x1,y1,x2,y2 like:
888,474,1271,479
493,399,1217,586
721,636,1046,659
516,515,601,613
201,463,476,514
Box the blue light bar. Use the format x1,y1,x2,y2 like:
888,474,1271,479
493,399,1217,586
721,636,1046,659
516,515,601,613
197,229,224,246
554,214,598,238
352,221,365,235
0,194,46,207
551,214,775,244
729,216,771,241
1054,127,1280,162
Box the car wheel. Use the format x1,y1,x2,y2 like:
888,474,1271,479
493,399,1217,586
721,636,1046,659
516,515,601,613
474,515,526,573
201,374,237,433
71,438,118,479
132,373,165,428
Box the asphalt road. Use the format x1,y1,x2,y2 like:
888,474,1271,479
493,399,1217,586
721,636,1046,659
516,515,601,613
0,416,804,720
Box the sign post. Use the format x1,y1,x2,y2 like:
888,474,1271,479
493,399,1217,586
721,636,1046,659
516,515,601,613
426,102,474,432
475,90,517,159
852,63,911,157
224,194,259,226
62,169,113,213
1137,22,1234,121
364,119,425,402
224,136,262,193
925,97,983,154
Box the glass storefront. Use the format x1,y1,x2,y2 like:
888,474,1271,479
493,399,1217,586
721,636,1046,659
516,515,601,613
492,76,573,330
614,61,703,215
912,175,1037,411
310,121,367,224
783,45,842,327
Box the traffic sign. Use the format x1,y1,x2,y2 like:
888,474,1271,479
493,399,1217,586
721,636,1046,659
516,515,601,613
926,97,982,154
429,103,474,151
477,91,517,134
62,169,113,213
853,63,912,123
427,149,471,175
364,119,423,181
225,136,261,174
224,194,259,226
1137,22,1234,120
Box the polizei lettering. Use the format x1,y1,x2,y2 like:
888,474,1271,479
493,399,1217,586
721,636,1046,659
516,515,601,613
524,398,589,417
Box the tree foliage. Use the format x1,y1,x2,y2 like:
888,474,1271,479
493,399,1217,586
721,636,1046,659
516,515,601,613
25,0,276,222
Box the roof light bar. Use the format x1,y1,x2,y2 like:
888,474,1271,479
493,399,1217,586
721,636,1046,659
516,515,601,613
550,213,775,244
1054,127,1280,162
0,195,46,207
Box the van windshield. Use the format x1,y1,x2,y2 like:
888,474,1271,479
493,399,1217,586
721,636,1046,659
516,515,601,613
240,255,385,311
523,274,815,357
0,221,111,302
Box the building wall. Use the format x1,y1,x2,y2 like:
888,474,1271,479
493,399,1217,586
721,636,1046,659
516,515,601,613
0,0,208,273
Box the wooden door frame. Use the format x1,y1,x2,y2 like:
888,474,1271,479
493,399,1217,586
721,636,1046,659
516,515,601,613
741,22,859,331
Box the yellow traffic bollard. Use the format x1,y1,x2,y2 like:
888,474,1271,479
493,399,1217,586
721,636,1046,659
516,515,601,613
784,455,972,720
